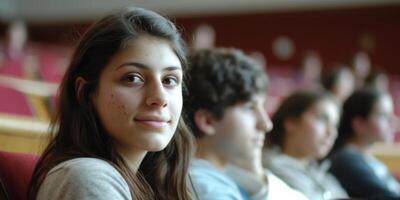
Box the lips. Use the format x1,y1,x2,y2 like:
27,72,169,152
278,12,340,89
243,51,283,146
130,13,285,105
134,115,170,129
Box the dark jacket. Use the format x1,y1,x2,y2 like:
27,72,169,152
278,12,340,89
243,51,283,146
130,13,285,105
329,145,400,198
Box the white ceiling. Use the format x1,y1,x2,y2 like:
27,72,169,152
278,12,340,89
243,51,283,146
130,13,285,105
1,0,400,24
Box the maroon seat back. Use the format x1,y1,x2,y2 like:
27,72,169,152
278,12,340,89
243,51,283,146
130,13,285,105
0,151,38,200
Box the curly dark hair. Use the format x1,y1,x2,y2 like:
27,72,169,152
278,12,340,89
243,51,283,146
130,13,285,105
184,48,268,138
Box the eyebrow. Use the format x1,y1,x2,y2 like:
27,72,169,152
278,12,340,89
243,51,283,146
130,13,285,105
116,62,181,72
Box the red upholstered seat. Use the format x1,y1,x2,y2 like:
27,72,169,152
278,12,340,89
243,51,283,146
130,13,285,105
0,151,38,200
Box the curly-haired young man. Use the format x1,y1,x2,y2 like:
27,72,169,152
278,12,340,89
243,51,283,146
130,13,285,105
186,48,308,200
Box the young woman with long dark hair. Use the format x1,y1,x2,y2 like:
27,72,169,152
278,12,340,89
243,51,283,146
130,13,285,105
28,7,194,200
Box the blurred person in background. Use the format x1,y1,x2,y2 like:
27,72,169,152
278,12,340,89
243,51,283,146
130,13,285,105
321,65,355,105
364,70,389,92
329,88,400,198
0,20,29,76
192,24,216,50
28,7,194,200
6,20,28,60
300,51,323,90
263,90,348,200
352,51,371,89
186,48,308,200
249,51,267,70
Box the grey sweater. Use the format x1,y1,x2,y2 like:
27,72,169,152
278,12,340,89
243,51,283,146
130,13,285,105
37,158,132,200
263,148,348,200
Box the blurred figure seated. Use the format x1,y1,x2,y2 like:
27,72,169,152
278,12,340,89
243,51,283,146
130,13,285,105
329,88,400,198
0,20,28,77
186,48,308,200
300,51,323,90
321,65,355,105
4,20,28,61
352,51,371,89
191,24,216,49
365,70,389,92
263,90,348,200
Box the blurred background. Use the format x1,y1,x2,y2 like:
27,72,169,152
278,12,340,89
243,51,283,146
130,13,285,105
0,0,399,171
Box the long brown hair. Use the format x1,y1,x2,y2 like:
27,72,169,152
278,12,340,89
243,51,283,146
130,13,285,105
28,7,194,200
333,87,387,151
265,90,334,149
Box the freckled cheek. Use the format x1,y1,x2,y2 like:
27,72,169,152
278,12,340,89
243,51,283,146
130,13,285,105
108,92,138,117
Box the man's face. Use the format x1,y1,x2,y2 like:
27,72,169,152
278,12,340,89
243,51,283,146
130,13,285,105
211,93,273,161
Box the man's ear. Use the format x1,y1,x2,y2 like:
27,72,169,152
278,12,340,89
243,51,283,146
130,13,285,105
75,77,87,100
194,109,217,136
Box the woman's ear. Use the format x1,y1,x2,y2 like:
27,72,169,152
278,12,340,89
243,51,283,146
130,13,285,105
75,77,87,100
352,117,366,137
194,109,217,136
283,117,298,135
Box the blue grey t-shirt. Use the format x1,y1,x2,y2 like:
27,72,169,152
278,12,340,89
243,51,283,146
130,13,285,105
189,159,249,200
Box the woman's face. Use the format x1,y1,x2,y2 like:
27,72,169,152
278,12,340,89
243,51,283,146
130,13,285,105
92,35,183,154
288,99,339,159
362,95,396,144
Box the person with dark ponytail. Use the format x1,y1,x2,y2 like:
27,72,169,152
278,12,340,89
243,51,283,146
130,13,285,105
28,7,194,200
263,90,347,200
329,87,400,198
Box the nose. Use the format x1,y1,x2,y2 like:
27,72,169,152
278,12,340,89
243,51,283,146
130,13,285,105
145,80,168,108
256,106,273,133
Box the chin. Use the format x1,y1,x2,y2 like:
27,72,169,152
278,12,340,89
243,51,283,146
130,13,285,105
139,130,175,151
147,146,167,152
145,140,171,152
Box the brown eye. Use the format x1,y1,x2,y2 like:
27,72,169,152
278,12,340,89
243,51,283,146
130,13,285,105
163,76,179,87
125,74,144,84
